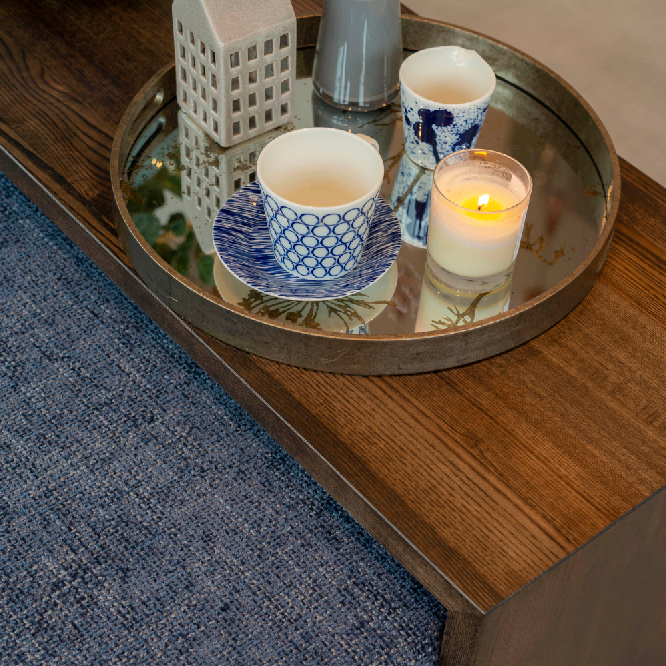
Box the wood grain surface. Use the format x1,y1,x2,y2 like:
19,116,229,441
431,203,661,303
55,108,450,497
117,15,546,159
1,0,665,641
475,486,666,666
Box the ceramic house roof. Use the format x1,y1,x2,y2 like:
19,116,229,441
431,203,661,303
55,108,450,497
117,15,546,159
198,0,295,45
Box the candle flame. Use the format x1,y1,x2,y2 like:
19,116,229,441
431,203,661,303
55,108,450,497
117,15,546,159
477,194,490,210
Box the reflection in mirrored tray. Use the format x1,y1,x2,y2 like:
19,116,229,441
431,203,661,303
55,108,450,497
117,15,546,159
214,256,398,334
122,47,606,337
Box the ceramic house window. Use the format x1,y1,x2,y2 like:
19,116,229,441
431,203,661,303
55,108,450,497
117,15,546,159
172,0,296,146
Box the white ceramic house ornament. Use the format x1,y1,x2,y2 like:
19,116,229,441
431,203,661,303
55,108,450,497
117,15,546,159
172,0,296,147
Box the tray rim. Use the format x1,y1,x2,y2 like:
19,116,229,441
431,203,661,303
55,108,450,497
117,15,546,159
110,14,620,375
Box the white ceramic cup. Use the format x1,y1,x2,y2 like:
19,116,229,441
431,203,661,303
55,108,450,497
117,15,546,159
400,46,496,169
257,128,384,280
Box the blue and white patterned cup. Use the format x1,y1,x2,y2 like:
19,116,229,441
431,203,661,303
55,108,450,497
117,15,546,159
257,128,384,280
400,47,496,170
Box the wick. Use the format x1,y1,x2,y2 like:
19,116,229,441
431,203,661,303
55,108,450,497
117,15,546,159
477,194,490,211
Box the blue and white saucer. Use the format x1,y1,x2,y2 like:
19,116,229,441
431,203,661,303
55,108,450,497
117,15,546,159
212,183,402,301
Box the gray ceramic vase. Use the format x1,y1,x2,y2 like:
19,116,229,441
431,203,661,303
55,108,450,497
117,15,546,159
312,0,402,111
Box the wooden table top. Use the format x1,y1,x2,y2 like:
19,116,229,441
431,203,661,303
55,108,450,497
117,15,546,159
1,0,665,616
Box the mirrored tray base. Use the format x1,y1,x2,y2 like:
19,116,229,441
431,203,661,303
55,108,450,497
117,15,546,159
111,15,619,375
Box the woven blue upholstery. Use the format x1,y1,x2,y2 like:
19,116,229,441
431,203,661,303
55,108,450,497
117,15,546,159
0,172,445,665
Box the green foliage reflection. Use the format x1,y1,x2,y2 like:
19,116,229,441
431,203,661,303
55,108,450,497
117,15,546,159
125,160,215,287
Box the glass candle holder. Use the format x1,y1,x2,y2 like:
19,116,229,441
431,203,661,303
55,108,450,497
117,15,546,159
426,149,532,294
415,268,512,333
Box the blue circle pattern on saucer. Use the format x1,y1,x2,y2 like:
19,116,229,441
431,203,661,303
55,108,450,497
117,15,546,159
212,183,402,301
263,192,375,279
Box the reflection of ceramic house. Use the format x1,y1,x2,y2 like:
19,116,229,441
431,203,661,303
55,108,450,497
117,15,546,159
172,0,296,147
178,110,286,253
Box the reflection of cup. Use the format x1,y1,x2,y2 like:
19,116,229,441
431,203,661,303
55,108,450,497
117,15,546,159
415,268,511,333
427,149,532,294
389,154,434,248
213,255,397,333
311,91,399,161
400,47,495,169
257,128,384,279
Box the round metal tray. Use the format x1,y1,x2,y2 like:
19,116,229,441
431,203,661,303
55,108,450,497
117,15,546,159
110,15,619,375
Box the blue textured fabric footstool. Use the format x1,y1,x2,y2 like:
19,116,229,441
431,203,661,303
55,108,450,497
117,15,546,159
0,172,446,665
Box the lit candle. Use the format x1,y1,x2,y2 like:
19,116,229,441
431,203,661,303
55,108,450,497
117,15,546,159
427,149,532,293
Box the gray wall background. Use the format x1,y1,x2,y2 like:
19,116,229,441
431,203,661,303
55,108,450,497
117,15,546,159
404,0,666,187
